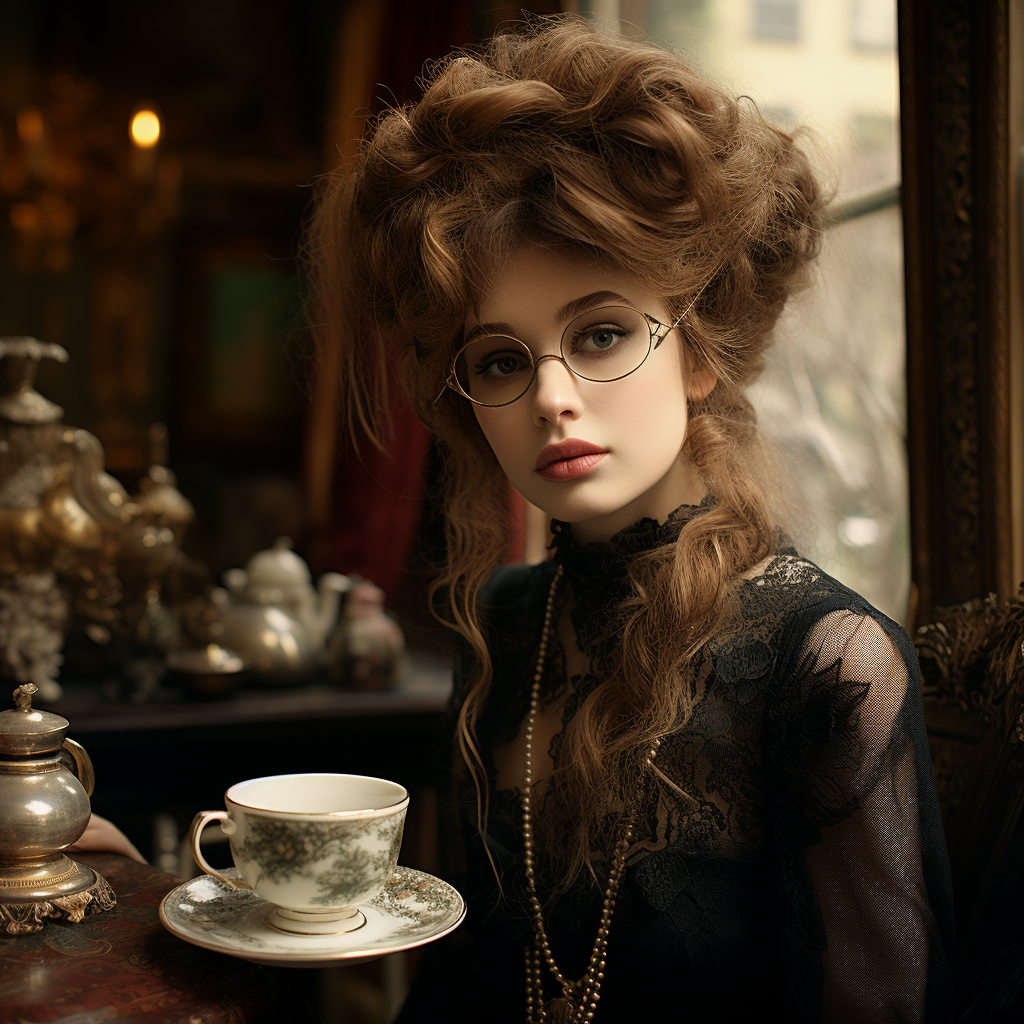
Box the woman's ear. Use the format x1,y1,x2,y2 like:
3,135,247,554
686,366,717,403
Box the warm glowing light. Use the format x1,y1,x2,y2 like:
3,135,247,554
16,107,44,143
9,202,39,231
130,110,161,148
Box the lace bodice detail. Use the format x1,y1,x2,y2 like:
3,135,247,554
445,505,955,1023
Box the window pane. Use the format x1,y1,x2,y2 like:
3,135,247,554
752,0,800,42
644,0,900,195
641,0,908,620
851,0,898,51
750,205,908,621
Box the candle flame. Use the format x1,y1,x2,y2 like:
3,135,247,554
130,109,161,148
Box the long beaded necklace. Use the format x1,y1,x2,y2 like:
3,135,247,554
522,565,661,1024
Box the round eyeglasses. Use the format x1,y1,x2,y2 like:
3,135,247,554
437,305,684,408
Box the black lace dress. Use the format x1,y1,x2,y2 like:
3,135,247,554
396,502,956,1023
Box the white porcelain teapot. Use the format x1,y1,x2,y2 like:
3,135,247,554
217,537,349,679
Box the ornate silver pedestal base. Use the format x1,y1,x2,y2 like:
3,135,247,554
0,857,117,935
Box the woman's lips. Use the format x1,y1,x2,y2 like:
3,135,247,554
536,439,607,469
535,451,608,481
535,439,608,482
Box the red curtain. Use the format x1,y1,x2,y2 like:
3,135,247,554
320,375,433,598
305,0,531,596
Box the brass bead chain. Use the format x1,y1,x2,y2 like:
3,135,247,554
522,565,662,1024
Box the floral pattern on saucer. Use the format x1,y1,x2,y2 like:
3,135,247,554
159,865,465,968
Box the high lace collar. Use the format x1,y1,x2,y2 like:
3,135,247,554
549,495,715,656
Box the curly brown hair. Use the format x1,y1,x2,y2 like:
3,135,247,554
306,14,823,887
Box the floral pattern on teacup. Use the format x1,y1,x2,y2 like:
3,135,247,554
310,815,404,905
231,811,405,905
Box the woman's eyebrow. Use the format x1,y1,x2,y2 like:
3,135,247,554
464,321,515,344
465,292,634,344
555,291,632,322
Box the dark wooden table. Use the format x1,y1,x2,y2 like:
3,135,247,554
0,852,322,1023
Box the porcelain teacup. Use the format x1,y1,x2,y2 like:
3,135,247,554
188,773,408,935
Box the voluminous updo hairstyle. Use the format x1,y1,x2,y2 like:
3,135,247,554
308,14,823,885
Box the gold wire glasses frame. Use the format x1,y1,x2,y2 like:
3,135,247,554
431,283,709,408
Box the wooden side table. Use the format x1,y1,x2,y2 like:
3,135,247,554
0,852,321,1023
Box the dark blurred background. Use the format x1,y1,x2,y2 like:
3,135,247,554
0,0,558,645
0,8,561,1019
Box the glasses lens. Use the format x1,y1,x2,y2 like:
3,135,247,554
454,336,535,406
561,306,652,381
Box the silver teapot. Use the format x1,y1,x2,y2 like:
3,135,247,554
217,537,349,679
0,683,115,933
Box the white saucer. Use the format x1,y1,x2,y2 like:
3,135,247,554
159,865,466,968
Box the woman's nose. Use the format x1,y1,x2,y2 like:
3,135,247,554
529,354,581,425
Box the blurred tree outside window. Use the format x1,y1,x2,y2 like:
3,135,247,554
603,0,907,621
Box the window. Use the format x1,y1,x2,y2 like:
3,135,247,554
644,0,907,621
851,0,897,51
752,0,800,42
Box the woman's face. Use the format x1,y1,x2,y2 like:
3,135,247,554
467,246,715,544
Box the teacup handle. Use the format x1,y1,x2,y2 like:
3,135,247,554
188,811,246,890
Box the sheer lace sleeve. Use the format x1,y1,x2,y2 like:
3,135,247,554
782,611,932,1023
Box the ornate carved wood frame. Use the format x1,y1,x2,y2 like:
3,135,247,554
900,0,1023,998
900,0,1014,618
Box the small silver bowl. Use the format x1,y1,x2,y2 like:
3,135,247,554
166,644,249,698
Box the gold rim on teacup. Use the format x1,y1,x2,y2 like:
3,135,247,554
225,773,409,819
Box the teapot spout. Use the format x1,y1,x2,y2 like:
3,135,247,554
312,572,351,647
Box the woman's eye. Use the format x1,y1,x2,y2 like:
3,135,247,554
573,326,625,353
475,351,528,377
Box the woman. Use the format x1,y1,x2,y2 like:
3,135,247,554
310,15,953,1023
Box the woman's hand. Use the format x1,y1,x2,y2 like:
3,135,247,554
67,813,147,864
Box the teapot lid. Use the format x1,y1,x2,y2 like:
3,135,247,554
244,537,312,588
136,465,196,525
0,684,69,755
